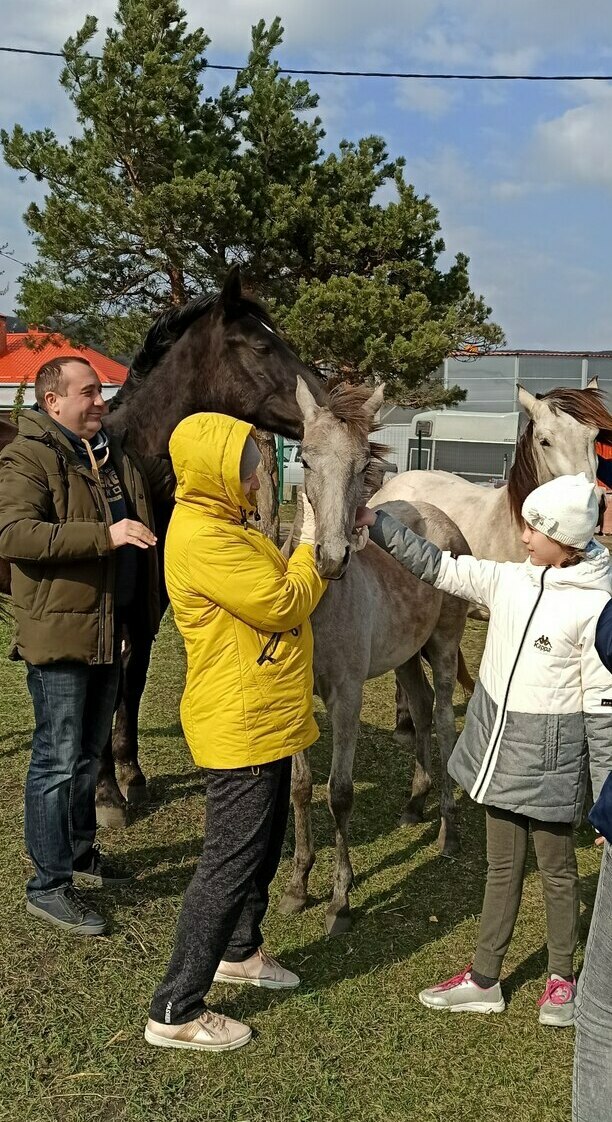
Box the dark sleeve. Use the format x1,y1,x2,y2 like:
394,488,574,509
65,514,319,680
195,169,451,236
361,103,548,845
597,455,612,490
595,599,612,673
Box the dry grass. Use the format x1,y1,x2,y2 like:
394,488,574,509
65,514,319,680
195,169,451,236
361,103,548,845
0,616,601,1122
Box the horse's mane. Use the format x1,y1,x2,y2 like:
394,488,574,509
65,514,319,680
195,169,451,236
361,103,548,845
507,386,612,523
109,289,275,412
326,382,389,491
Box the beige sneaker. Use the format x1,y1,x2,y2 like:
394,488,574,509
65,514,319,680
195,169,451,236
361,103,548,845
144,1011,252,1052
214,947,300,990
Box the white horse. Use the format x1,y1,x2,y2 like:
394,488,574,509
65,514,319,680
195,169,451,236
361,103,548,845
372,383,612,563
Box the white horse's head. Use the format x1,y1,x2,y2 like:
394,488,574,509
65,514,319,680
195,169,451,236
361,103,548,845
517,384,599,484
296,378,385,579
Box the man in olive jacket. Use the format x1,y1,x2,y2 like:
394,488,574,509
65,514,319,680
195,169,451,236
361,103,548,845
0,356,173,935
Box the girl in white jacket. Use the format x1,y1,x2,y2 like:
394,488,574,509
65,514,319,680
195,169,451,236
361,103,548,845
357,473,612,1026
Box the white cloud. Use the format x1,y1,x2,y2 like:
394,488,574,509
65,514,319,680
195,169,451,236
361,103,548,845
534,85,612,189
395,78,457,118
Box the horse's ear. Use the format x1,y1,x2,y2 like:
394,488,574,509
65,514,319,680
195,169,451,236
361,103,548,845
364,382,385,420
588,376,599,390
221,265,242,313
517,384,540,417
296,375,320,424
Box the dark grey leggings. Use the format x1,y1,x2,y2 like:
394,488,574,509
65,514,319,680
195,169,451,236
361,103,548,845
573,842,612,1122
473,805,579,980
149,756,292,1025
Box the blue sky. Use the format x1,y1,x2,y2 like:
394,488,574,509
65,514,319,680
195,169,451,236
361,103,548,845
2,0,612,348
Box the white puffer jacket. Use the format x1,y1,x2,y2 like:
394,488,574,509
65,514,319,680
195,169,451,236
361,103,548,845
371,509,612,822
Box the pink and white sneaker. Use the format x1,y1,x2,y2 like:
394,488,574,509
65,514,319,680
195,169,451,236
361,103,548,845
537,975,576,1027
418,965,506,1014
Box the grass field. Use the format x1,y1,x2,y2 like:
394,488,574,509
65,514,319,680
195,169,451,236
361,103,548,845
0,614,602,1122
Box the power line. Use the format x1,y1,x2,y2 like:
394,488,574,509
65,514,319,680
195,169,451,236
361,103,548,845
0,249,28,268
1,43,612,81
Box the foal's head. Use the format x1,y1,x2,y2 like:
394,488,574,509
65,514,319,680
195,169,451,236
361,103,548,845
296,378,386,579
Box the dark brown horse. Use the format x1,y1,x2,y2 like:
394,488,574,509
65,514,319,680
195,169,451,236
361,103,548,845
0,267,325,825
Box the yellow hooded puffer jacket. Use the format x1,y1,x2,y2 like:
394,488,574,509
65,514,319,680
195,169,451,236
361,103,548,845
166,412,327,769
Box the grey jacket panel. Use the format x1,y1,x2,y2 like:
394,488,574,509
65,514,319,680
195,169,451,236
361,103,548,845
369,509,442,583
448,680,590,823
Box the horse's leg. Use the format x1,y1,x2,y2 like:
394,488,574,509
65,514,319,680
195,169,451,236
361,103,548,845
111,626,151,804
396,654,435,827
96,735,129,827
426,630,461,857
278,749,315,916
393,675,415,744
325,684,362,936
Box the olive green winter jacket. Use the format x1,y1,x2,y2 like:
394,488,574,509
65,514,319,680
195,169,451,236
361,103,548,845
0,409,174,665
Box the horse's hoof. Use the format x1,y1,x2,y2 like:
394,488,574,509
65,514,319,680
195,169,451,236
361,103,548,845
96,803,128,829
399,808,424,827
278,891,307,917
440,837,460,859
325,907,352,936
123,781,147,806
393,728,412,746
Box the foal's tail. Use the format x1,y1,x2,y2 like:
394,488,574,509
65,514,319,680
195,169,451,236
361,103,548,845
457,647,475,697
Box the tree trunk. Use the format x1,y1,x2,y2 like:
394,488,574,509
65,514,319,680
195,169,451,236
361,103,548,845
255,429,280,544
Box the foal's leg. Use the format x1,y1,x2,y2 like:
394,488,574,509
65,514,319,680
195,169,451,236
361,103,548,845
325,684,363,936
426,627,462,857
396,655,434,827
394,675,415,744
278,749,315,916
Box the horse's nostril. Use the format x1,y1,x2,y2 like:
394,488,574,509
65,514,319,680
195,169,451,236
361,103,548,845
315,543,322,564
343,545,351,565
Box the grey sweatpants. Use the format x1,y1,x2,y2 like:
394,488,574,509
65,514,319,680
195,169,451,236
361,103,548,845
149,756,292,1025
573,841,612,1122
473,805,579,980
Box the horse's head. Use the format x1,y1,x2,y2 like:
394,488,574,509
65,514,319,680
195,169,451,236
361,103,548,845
508,383,612,523
296,377,385,579
518,385,599,484
205,266,325,439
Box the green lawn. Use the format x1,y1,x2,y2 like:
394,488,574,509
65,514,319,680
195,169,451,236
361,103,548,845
0,616,601,1122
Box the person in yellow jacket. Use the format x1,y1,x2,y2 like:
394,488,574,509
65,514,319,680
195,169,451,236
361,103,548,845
146,412,326,1053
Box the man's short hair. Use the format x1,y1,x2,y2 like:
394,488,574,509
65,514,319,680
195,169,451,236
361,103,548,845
34,355,94,410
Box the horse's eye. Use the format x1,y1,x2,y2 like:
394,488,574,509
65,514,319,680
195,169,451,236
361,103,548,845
540,438,551,448
252,342,271,355
301,459,311,471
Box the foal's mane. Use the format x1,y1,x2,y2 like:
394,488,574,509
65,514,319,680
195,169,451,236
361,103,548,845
507,387,612,523
326,382,389,489
109,289,275,412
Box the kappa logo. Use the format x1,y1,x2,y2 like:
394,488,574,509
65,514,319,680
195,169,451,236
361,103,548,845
534,635,552,653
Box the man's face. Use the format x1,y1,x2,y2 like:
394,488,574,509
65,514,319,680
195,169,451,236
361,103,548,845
44,362,107,439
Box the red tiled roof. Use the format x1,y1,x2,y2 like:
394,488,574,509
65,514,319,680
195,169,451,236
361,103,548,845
0,331,127,386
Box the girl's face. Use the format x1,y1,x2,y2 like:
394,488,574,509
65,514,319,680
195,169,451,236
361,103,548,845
522,523,575,567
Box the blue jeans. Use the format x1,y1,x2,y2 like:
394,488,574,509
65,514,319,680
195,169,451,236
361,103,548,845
24,658,121,898
573,842,612,1122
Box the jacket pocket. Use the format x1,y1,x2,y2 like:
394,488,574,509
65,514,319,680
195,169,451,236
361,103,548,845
543,715,559,772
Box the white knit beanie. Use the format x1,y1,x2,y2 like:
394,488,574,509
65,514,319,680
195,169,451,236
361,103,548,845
521,472,600,548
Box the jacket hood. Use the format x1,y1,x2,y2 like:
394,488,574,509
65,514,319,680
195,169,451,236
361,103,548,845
525,539,612,594
169,412,256,520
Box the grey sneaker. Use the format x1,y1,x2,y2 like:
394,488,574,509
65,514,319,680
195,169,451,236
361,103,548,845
214,947,300,989
73,844,132,887
145,1011,252,1052
419,965,506,1014
26,885,107,936
538,975,576,1027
